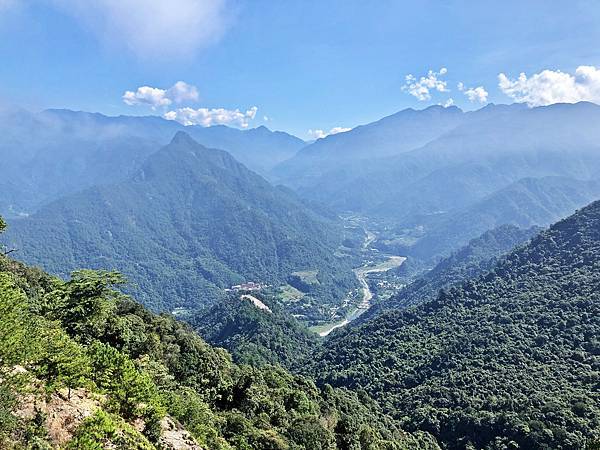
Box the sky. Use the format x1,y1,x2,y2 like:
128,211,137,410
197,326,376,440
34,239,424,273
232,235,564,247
1,0,600,138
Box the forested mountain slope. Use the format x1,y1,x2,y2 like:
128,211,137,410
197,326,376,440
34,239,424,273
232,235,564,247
0,107,304,216
308,201,600,449
366,224,539,317
3,132,355,314
189,293,320,368
0,217,438,449
409,176,600,260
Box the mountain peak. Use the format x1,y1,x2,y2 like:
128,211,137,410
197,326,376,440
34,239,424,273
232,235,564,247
170,130,198,146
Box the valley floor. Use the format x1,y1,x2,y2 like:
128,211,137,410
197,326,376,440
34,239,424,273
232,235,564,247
316,237,405,336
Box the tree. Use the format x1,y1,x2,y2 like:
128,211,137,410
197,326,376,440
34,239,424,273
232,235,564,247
43,270,124,341
0,273,29,367
87,342,163,422
0,215,15,256
36,326,91,400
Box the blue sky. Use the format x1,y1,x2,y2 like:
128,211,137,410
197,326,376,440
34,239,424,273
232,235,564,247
1,0,600,138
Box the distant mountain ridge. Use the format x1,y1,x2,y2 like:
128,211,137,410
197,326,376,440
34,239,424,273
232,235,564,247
272,104,465,187
0,107,304,216
274,101,600,261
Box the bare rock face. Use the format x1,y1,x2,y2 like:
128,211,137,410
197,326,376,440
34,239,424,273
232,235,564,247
16,387,102,447
159,416,203,450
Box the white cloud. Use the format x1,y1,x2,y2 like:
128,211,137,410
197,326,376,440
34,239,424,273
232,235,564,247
52,0,229,59
402,68,449,101
123,86,171,108
308,126,352,139
166,81,199,104
458,82,488,103
442,98,455,108
123,81,199,109
164,106,258,128
498,66,600,107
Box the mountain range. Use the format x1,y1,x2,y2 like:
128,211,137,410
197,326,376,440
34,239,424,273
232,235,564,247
1,98,600,449
0,107,304,217
274,102,600,261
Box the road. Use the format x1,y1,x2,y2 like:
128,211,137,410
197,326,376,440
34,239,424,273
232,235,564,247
318,254,405,337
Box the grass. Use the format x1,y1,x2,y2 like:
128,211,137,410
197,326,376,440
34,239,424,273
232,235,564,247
277,284,305,303
290,270,319,284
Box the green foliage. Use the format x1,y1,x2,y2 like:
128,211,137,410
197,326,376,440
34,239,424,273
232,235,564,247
189,293,319,368
309,201,600,449
0,238,435,448
371,224,539,315
161,386,230,449
0,273,30,367
68,409,155,450
0,383,18,444
35,326,91,398
41,270,123,341
87,341,164,432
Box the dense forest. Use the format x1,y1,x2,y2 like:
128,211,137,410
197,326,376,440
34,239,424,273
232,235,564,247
308,202,600,449
367,224,540,317
0,215,439,449
189,293,319,368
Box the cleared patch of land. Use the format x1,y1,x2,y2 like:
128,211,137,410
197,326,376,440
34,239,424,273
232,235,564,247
241,294,272,313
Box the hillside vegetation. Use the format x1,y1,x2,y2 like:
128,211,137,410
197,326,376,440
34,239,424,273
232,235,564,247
189,293,320,368
308,201,600,449
0,216,438,449
367,224,539,316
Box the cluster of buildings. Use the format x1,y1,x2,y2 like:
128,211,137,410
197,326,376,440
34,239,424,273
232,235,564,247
225,281,263,292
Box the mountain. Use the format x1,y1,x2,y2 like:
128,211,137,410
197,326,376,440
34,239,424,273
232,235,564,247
0,220,439,449
272,105,465,188
0,107,304,216
307,200,600,449
187,124,305,174
408,176,600,261
275,102,600,261
2,132,355,316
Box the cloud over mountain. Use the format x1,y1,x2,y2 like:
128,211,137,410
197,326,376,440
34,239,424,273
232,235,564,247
402,68,449,101
164,106,258,128
308,126,352,139
499,66,600,106
122,81,199,109
458,82,488,103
